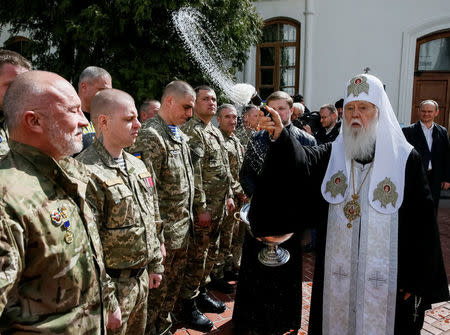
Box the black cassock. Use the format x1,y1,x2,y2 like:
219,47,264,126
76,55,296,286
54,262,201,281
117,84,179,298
247,129,449,335
233,231,303,334
233,129,306,334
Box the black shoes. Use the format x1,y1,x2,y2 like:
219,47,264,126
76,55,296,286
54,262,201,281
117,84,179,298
196,291,226,313
179,299,213,332
208,278,235,294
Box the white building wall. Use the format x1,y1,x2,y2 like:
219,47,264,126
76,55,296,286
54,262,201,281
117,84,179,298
238,0,450,125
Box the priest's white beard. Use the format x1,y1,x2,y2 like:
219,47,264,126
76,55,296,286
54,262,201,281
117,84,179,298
342,113,378,161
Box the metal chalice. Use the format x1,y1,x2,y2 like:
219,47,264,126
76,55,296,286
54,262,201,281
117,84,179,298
234,203,293,267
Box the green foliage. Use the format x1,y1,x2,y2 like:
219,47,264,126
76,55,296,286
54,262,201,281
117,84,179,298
0,0,262,106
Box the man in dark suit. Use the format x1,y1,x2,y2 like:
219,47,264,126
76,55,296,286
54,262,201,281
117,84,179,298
314,104,341,145
402,99,450,211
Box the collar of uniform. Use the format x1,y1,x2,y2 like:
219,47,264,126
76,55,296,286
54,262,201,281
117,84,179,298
219,128,234,140
9,140,81,193
192,114,208,128
92,138,127,172
155,114,183,143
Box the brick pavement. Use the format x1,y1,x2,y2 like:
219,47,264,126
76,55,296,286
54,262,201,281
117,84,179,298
171,204,450,335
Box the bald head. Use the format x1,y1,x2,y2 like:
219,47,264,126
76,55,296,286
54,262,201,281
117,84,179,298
4,71,79,131
3,70,87,159
90,88,134,129
90,88,140,157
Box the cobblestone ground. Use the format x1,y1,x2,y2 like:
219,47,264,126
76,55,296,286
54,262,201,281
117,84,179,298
171,203,450,335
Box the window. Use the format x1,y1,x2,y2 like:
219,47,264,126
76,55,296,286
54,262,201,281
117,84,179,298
416,30,450,72
256,18,300,99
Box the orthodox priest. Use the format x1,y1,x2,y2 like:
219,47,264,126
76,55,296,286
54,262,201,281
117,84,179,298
249,74,449,335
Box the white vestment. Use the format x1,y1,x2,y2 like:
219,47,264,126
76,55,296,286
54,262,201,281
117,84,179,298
322,161,398,335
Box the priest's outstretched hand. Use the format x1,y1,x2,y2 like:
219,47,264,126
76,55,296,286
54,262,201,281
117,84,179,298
257,106,283,140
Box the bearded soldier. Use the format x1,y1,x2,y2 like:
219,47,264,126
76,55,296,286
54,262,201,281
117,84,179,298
0,71,120,333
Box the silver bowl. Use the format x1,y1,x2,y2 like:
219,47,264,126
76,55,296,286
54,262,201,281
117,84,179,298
234,203,293,267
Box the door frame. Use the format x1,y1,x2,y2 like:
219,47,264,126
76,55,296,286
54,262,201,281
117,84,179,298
398,15,450,126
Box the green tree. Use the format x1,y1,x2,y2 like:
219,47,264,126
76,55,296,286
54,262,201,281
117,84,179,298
0,0,262,104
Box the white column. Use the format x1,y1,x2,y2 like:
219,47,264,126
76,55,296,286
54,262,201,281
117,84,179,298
303,0,314,104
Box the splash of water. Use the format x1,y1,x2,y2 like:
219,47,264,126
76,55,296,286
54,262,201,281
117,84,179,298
172,7,255,106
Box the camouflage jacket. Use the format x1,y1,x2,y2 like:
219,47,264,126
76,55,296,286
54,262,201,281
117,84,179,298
0,141,118,334
220,129,245,199
127,115,201,250
181,115,233,218
234,125,255,150
0,111,9,159
77,140,163,274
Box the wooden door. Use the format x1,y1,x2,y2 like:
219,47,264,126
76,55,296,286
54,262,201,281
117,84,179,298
412,30,450,129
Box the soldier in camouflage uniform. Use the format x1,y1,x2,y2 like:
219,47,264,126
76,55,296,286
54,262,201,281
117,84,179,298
128,81,199,335
234,104,259,150
0,50,31,159
77,66,112,151
179,86,235,332
0,70,119,333
210,104,247,287
77,89,163,335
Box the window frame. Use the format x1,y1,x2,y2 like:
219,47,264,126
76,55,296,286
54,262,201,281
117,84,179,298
255,18,300,99
414,29,450,73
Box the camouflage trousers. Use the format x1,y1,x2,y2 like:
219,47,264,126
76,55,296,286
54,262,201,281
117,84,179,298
146,245,188,335
211,212,236,279
180,210,225,300
211,203,248,279
108,269,149,335
231,218,247,270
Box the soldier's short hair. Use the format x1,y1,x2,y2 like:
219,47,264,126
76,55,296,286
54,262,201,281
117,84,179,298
194,85,214,98
3,76,38,130
140,99,160,113
216,103,236,118
161,80,195,102
78,66,111,89
90,88,134,129
266,91,294,108
0,49,32,72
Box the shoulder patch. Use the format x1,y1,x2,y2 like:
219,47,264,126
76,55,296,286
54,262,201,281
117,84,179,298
132,152,142,160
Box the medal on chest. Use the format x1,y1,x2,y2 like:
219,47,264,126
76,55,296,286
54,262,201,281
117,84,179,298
50,205,73,244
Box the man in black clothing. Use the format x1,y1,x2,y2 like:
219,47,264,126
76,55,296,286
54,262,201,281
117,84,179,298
233,91,316,335
402,99,450,212
251,74,449,335
314,104,341,144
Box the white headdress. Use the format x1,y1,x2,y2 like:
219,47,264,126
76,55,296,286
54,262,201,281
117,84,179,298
320,74,413,214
